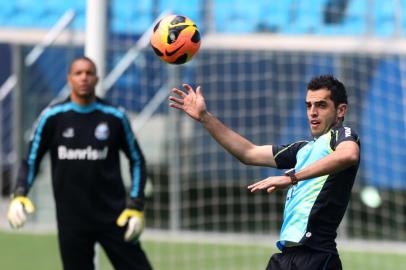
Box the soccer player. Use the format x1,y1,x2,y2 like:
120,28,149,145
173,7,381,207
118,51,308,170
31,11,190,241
169,75,360,270
7,57,152,270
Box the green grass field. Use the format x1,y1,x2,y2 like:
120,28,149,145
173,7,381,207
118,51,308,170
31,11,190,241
0,230,405,270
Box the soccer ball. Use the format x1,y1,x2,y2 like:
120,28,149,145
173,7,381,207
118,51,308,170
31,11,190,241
150,14,201,65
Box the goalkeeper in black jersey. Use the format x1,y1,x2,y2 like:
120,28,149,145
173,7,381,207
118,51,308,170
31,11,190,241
7,57,152,270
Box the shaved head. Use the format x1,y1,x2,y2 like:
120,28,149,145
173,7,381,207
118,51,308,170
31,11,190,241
68,56,97,75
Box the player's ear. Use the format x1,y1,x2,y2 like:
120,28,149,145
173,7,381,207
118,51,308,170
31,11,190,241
337,103,347,118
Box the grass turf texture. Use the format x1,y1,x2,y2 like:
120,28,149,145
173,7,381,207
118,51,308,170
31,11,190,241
0,230,404,270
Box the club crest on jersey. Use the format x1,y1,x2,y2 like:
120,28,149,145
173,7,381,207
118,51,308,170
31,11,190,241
62,127,74,138
95,122,109,140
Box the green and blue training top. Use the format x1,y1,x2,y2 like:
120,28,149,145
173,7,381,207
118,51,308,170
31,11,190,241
272,125,360,254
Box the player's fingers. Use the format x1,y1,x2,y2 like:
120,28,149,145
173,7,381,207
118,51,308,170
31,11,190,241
249,183,266,192
247,179,268,189
247,181,260,189
169,102,183,110
124,219,136,241
23,201,35,214
124,217,143,241
252,181,273,192
9,206,26,228
250,185,263,192
168,96,184,105
171,88,186,97
248,184,262,192
267,186,276,193
8,213,18,228
196,86,202,96
116,212,128,227
182,83,194,92
16,207,27,224
14,216,25,228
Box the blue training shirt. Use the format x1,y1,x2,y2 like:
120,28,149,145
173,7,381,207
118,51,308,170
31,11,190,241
272,125,360,254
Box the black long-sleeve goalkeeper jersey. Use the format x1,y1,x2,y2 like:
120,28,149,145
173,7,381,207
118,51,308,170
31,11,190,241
14,97,147,228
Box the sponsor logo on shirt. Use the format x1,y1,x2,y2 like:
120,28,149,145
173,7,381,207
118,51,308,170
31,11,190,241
344,127,351,137
58,146,108,160
95,122,109,140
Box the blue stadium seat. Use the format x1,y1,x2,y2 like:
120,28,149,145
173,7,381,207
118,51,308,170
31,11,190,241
35,12,60,28
158,0,202,30
110,0,153,34
0,1,15,16
401,0,406,35
258,1,293,32
283,0,329,34
340,0,368,35
70,12,86,31
6,12,37,28
0,0,44,28
0,0,85,29
47,1,85,30
110,17,152,34
15,0,43,13
361,59,406,190
373,1,398,37
45,0,85,14
318,0,368,36
214,0,263,33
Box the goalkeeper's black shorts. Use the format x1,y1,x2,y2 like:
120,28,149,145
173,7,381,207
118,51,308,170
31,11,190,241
58,225,152,270
265,245,342,270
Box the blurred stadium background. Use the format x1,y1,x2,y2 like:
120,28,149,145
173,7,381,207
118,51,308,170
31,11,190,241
1,0,406,269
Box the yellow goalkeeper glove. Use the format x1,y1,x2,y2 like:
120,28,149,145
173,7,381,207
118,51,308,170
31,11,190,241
116,209,144,241
7,196,35,229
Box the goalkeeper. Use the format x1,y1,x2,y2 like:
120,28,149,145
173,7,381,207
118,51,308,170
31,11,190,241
169,75,360,270
7,57,152,270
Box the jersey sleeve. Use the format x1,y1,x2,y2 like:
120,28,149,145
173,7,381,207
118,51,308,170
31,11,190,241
331,126,360,150
14,108,53,196
272,141,308,169
118,111,147,211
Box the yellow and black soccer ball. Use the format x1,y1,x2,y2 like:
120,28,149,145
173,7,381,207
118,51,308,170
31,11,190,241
150,14,201,65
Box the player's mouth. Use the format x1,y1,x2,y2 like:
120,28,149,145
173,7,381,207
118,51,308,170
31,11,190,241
78,84,91,90
310,120,320,128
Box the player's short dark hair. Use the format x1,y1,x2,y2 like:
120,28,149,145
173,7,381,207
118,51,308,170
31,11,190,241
307,74,348,107
68,56,97,74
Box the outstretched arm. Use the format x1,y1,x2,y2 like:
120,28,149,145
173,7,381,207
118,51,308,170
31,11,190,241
169,84,276,167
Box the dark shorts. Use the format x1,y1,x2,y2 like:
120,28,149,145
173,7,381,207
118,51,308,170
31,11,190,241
266,245,342,270
58,225,152,270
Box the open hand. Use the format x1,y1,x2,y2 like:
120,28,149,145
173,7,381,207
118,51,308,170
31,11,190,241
247,176,291,193
168,84,207,121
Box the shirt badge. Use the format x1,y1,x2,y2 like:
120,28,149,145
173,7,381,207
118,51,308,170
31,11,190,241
62,127,74,138
95,122,109,140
